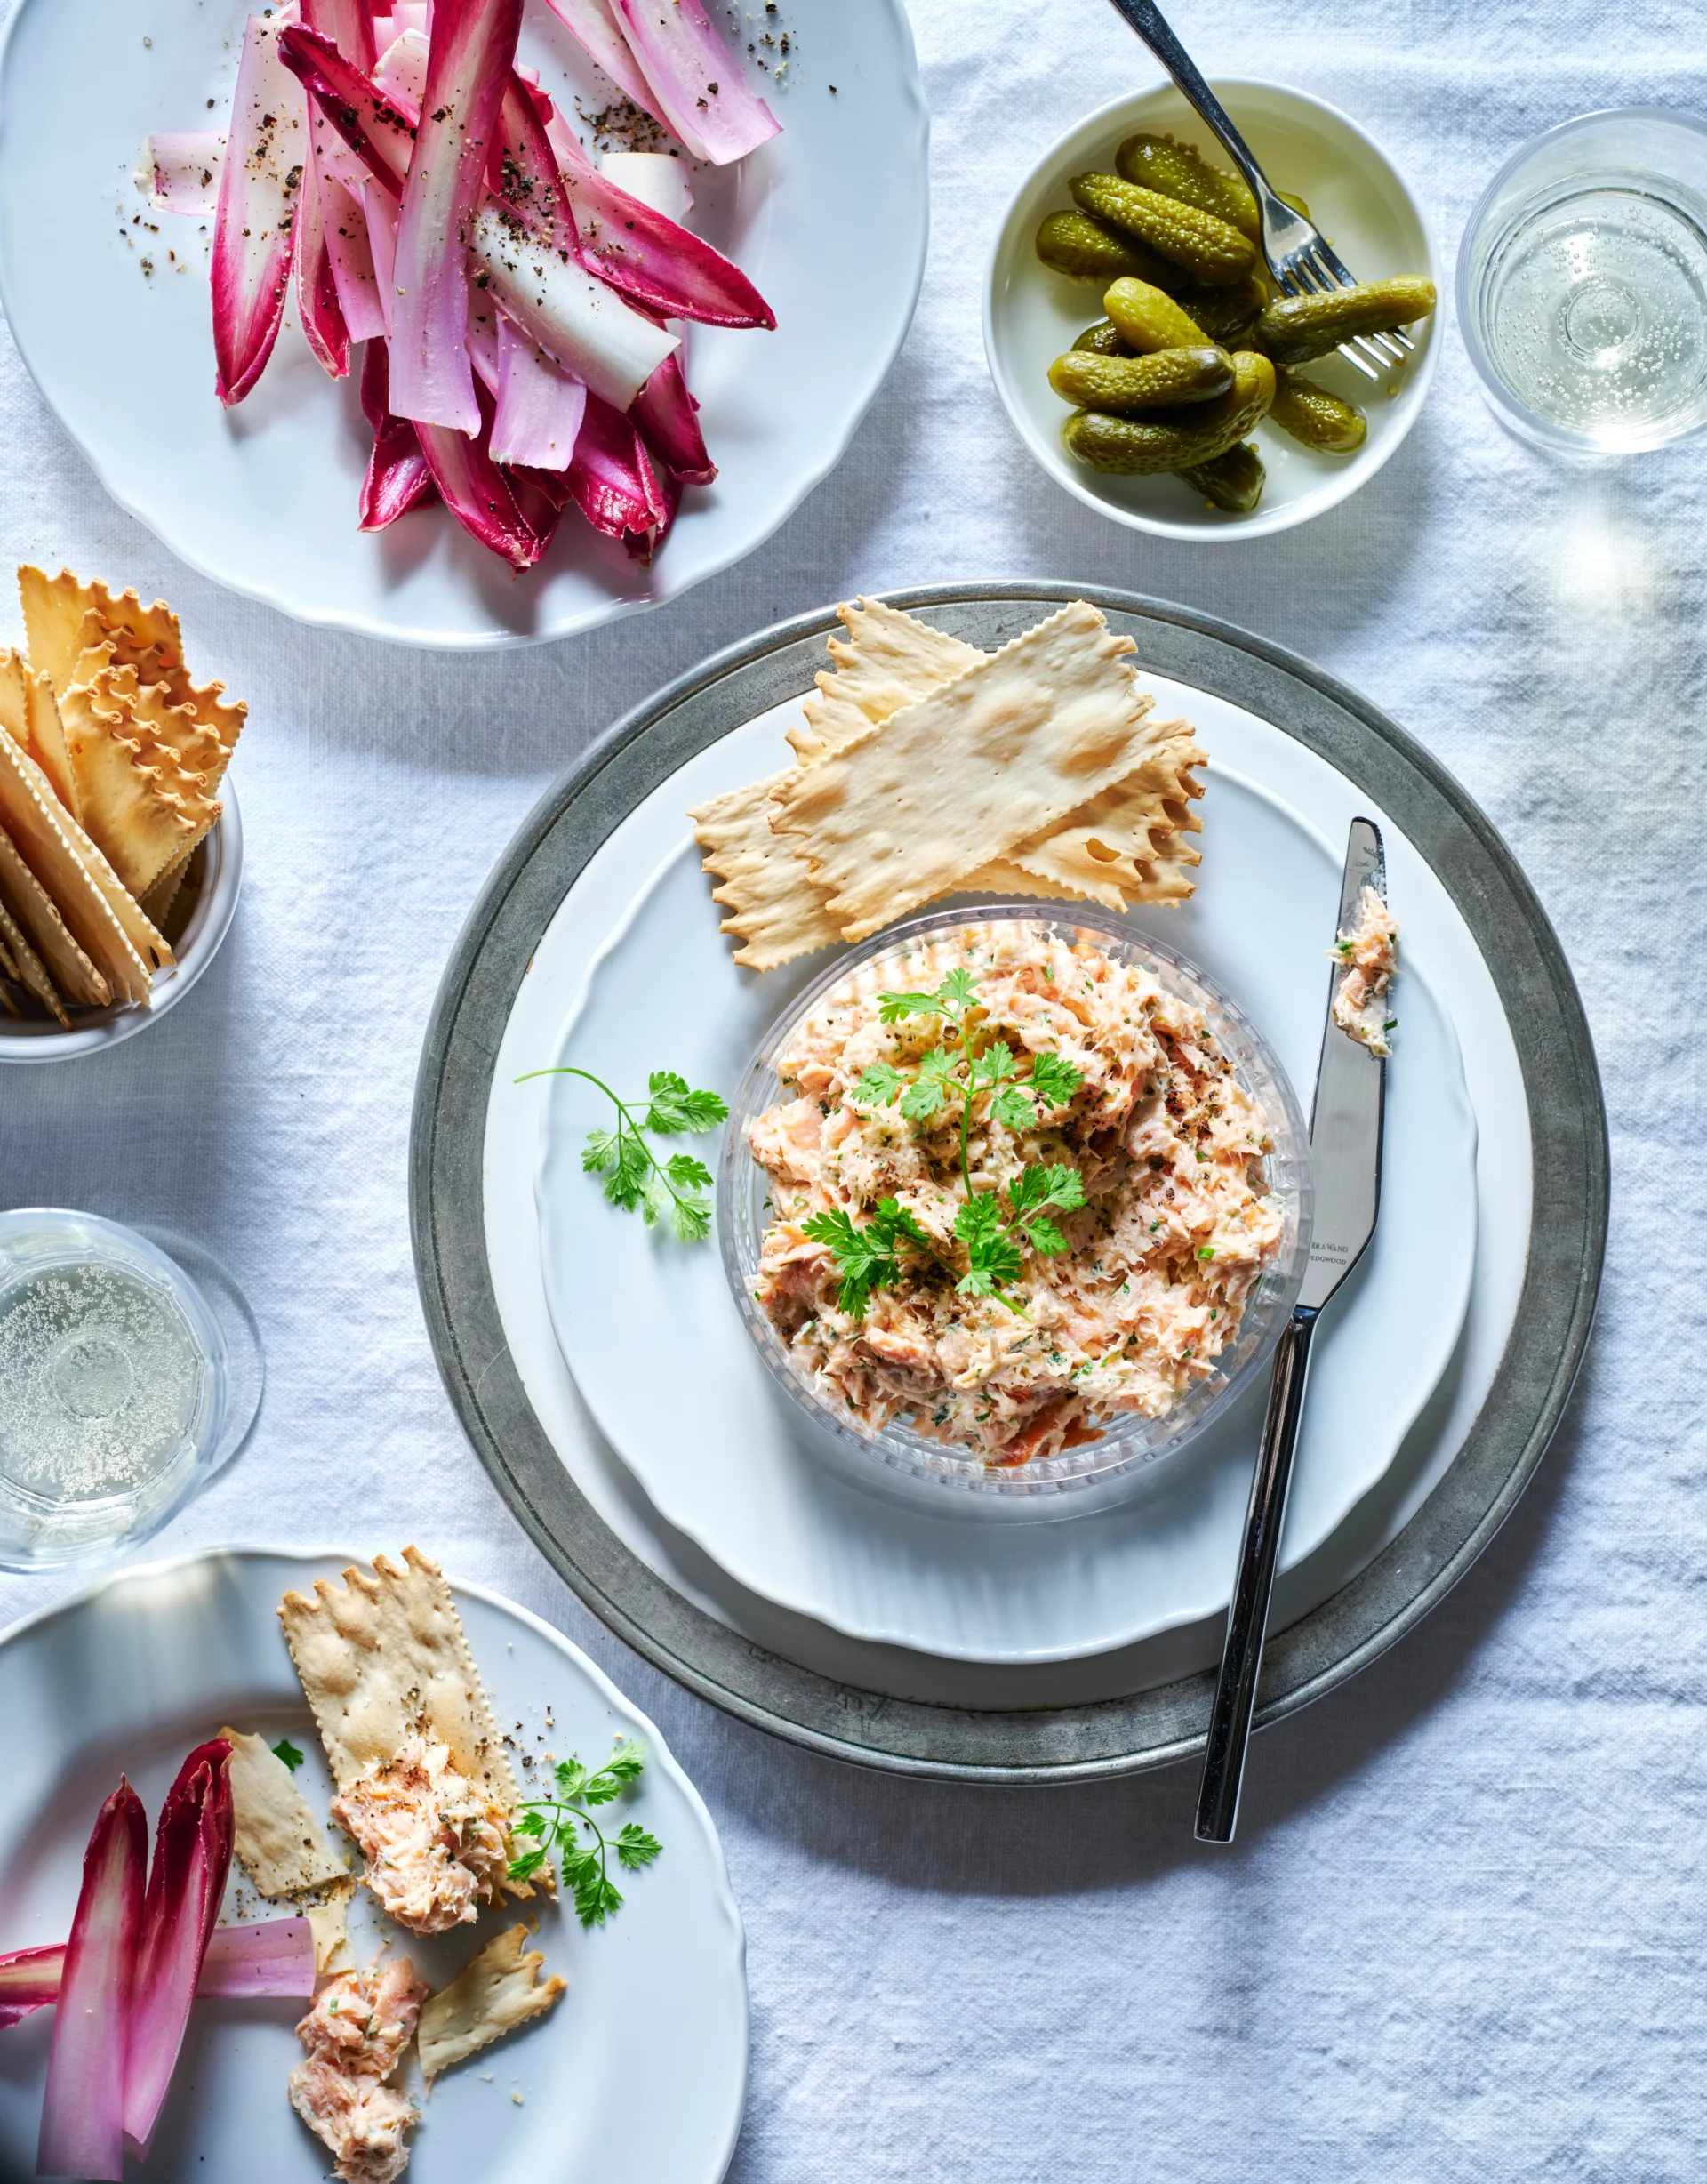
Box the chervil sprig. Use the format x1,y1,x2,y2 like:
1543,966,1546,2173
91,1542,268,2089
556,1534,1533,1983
800,1197,931,1319
517,1066,727,1242
508,1738,662,1928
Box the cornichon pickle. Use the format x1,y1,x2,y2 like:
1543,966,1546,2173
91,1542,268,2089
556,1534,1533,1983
1069,173,1256,285
1072,318,1136,357
1254,276,1437,363
1269,367,1367,454
1049,344,1234,414
1102,277,1210,353
1062,351,1277,473
1174,277,1267,345
1115,132,1260,241
1035,210,1169,286
1176,440,1266,513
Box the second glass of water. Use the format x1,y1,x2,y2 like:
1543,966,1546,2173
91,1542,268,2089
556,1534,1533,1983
1459,108,1707,455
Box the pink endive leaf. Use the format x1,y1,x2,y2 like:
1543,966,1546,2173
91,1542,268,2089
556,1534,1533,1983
364,184,400,332
491,314,586,469
211,14,309,405
0,1917,315,2031
415,381,544,566
470,205,677,410
567,389,670,557
389,0,523,432
547,114,773,328
372,27,429,113
301,0,378,71
539,0,661,119
196,1918,317,1999
322,173,389,340
295,144,354,377
359,340,439,526
277,27,415,198
607,0,779,165
631,349,713,484
491,70,574,251
121,1740,235,2159
149,132,226,217
36,1780,146,2182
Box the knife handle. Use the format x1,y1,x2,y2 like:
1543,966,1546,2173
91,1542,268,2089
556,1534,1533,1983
1195,1304,1318,1844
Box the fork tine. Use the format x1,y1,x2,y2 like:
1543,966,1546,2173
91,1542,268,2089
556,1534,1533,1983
1335,341,1383,383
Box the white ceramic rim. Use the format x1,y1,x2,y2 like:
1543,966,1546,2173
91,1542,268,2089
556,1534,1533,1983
0,1539,751,2184
1455,103,1707,457
0,780,243,1064
717,901,1313,1497
981,77,1441,542
0,0,930,651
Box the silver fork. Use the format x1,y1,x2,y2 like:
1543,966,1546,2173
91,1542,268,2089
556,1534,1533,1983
1101,0,1412,381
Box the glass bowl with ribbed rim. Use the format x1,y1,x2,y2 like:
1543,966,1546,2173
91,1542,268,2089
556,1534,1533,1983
717,905,1313,1504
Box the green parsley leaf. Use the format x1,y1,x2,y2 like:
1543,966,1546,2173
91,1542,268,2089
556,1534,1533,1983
669,1193,712,1244
936,967,979,1014
665,1152,713,1192
271,1738,305,1773
517,1741,661,1929
1009,1162,1085,1216
878,988,949,1024
1023,1216,1068,1257
968,1040,1017,1089
1028,1051,1082,1108
603,1134,653,1214
644,1071,730,1135
1195,1244,1215,1260
506,1847,549,1882
990,1083,1037,1132
615,1822,663,1870
900,1047,957,1121
851,1062,905,1107
802,1200,926,1319
581,1127,619,1175
954,1194,1005,1246
514,1808,549,1838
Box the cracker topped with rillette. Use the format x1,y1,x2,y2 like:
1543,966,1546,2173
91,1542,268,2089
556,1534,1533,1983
0,564,248,1024
691,597,1206,968
278,1546,543,1938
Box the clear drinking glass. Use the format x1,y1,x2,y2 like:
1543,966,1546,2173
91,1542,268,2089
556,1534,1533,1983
0,1210,263,1569
1459,109,1707,455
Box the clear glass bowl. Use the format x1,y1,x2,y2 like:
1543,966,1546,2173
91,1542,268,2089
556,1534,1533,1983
717,907,1313,1503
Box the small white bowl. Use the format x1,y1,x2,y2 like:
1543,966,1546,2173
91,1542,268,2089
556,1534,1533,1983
0,783,243,1063
983,79,1439,541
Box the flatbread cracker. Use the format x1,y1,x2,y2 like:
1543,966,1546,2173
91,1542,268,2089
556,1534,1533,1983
18,566,181,695
60,677,216,897
303,1876,357,1974
23,672,81,821
418,1926,566,2086
219,1727,350,1897
788,597,983,767
278,1546,519,1815
1006,731,1206,903
772,601,1160,942
0,887,68,1024
0,823,108,1007
0,735,155,999
689,771,842,972
0,651,25,747
89,665,233,793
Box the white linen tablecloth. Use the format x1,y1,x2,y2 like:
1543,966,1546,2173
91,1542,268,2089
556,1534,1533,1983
1,2,1702,2175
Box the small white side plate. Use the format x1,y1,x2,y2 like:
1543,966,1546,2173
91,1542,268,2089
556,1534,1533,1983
0,0,927,646
532,698,1478,1665
984,80,1439,541
0,1547,748,2183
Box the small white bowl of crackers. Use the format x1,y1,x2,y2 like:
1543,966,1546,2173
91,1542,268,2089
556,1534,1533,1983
0,565,248,1062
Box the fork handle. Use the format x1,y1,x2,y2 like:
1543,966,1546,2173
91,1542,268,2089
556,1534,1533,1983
1100,0,1272,206
1194,1304,1318,1844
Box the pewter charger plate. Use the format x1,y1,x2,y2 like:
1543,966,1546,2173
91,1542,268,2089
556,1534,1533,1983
410,585,1607,1783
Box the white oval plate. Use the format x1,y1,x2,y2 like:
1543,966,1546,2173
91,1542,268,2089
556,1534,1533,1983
532,700,1478,1665
0,1547,747,2182
984,80,1439,542
0,0,926,647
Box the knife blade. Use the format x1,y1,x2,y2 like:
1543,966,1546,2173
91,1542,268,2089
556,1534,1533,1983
1194,816,1390,1843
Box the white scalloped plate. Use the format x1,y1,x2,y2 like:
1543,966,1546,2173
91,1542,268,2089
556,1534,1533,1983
527,687,1478,1664
0,1547,747,2182
0,0,926,646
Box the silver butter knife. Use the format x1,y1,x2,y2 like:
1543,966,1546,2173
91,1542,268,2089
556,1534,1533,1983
1195,817,1388,1843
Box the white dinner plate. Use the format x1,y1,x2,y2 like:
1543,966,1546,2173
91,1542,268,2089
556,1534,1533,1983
0,0,926,647
526,689,1479,1665
0,1547,747,2182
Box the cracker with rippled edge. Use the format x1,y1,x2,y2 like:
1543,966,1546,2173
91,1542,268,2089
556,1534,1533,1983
138,836,204,931
219,1727,350,1897
303,1876,356,1974
277,1546,536,1899
89,663,234,794
0,652,24,747
772,602,1160,943
690,771,842,971
0,822,108,1008
18,566,182,697
1006,730,1206,903
60,677,219,898
68,628,244,760
419,1926,567,2087
0,891,66,1024
787,597,984,767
